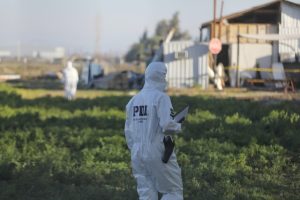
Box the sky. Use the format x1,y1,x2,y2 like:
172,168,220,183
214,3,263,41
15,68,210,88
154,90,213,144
1,0,300,56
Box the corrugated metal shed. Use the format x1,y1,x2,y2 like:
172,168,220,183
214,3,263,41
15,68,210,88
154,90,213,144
279,2,300,58
163,41,209,89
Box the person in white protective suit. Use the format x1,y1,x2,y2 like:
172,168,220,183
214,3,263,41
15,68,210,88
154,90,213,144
214,63,225,91
124,62,183,200
62,61,79,100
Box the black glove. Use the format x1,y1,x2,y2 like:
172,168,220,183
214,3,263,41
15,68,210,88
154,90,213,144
178,117,185,123
162,135,175,163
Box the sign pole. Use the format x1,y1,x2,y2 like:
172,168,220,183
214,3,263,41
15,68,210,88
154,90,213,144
236,34,240,88
213,0,217,38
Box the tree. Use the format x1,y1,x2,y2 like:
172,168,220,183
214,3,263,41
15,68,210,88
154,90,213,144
155,20,169,38
124,12,191,63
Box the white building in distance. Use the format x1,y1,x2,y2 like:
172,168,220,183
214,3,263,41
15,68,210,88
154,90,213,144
33,47,65,61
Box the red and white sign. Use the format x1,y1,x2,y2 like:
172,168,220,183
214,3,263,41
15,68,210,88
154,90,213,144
209,38,222,55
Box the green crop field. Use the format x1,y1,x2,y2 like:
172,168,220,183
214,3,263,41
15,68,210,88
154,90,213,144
0,83,299,200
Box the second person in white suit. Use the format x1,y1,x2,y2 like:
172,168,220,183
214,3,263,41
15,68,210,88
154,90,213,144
62,61,79,100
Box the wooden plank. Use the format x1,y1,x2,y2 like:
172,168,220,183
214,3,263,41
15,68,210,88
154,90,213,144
257,25,266,43
215,24,220,39
248,25,258,43
226,25,230,43
229,25,238,43
239,25,248,43
221,24,277,44
221,25,227,43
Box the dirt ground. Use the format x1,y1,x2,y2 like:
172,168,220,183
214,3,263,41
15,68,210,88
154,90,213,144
168,87,300,101
1,61,299,102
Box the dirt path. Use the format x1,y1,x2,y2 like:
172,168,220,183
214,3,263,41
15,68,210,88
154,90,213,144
168,88,300,101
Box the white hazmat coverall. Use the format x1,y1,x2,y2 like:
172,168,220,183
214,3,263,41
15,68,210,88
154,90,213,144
124,62,183,200
214,63,224,91
62,61,79,100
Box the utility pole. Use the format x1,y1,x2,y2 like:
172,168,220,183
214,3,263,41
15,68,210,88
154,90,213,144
213,0,217,70
219,0,224,39
17,41,21,62
95,14,101,58
236,34,240,88
213,0,217,39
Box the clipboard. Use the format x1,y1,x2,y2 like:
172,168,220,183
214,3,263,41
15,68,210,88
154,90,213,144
174,106,189,123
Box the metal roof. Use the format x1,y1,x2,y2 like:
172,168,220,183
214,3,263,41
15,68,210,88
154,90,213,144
200,0,300,28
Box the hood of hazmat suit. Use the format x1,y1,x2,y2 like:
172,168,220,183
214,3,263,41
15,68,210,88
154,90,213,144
124,62,183,199
143,62,167,92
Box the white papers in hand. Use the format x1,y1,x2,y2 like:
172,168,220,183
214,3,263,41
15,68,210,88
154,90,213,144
174,106,189,123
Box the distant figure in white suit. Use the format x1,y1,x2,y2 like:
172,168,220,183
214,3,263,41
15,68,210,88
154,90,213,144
62,61,79,100
215,63,225,91
208,63,225,91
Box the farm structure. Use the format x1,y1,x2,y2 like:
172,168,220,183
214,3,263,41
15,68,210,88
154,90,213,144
200,0,300,88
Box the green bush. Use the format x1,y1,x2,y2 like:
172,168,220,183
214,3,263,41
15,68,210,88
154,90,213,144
0,85,299,199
